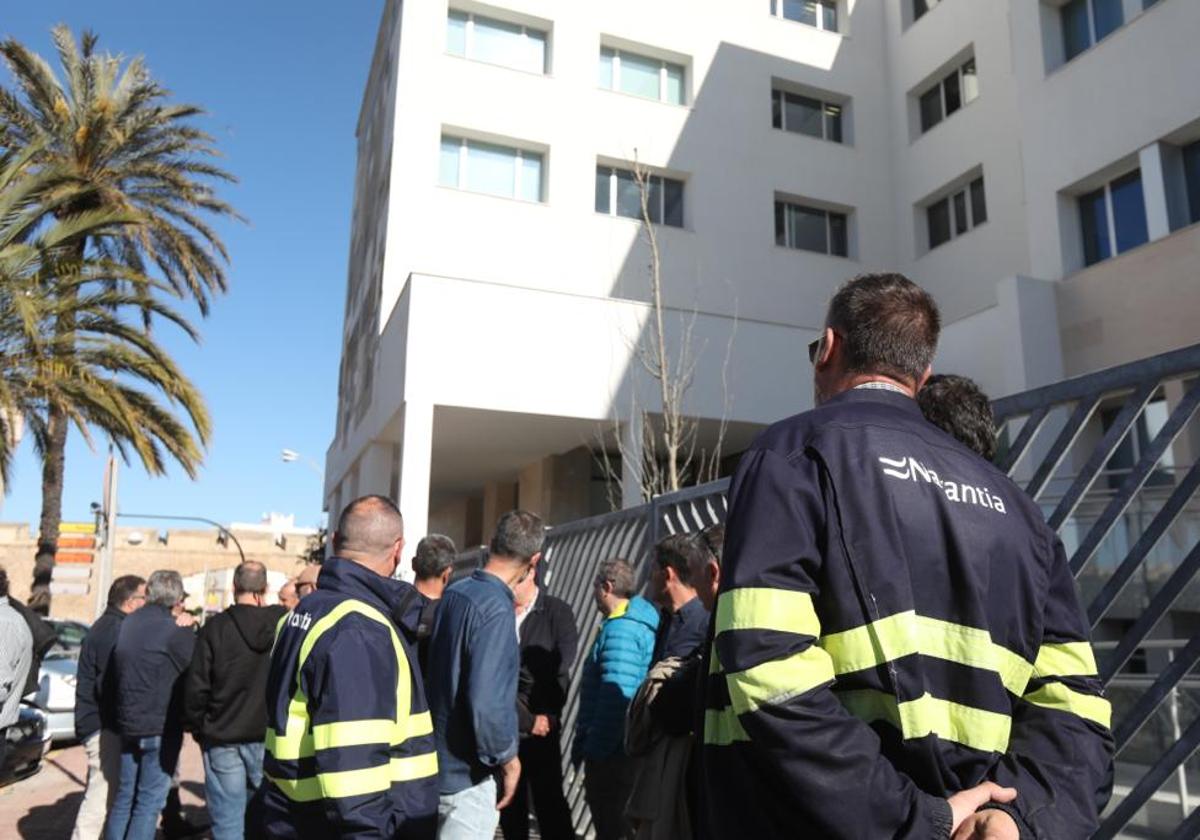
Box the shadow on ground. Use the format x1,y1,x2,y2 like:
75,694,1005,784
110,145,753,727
17,790,82,839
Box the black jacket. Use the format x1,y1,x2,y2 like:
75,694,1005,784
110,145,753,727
74,606,125,740
113,604,195,738
515,591,579,735
184,603,286,745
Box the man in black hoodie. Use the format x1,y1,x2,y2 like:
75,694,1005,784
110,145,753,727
184,561,286,840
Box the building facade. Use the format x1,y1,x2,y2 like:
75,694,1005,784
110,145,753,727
326,0,1200,562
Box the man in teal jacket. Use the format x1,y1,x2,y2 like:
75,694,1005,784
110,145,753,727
573,557,659,840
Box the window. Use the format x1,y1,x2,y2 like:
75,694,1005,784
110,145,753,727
1183,140,1200,226
446,10,547,74
1077,169,1148,266
775,200,848,256
926,176,987,250
770,0,839,33
595,166,684,227
1061,0,1124,62
917,57,978,133
1101,393,1175,490
771,88,843,143
439,135,544,202
913,0,941,22
598,47,685,105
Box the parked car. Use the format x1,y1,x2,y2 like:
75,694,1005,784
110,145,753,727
0,705,51,786
31,618,88,743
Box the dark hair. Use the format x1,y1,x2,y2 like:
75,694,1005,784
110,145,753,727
333,495,404,555
825,273,941,385
107,575,145,608
700,524,725,567
918,374,997,461
595,558,635,598
414,534,457,580
0,566,7,598
233,561,268,596
655,533,708,588
490,510,545,563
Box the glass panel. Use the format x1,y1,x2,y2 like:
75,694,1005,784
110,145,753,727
665,63,685,105
647,176,664,224
438,137,461,187
961,59,979,103
472,16,526,70
618,52,662,100
783,0,818,26
785,93,824,139
595,167,611,214
824,104,843,143
943,70,962,116
775,201,787,246
970,177,988,226
829,212,848,257
821,0,838,33
521,29,547,75
1062,0,1092,61
446,11,468,56
1183,140,1200,225
598,47,615,88
1079,187,1111,266
928,198,951,249
518,153,542,202
464,140,518,198
771,90,783,129
913,0,929,21
1092,0,1124,41
663,179,684,228
789,204,829,253
616,168,641,219
1110,170,1149,254
953,190,969,235
919,87,943,133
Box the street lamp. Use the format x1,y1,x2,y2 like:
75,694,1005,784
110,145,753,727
281,448,324,480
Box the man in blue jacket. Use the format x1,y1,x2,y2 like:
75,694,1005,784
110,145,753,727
573,557,659,840
426,510,543,839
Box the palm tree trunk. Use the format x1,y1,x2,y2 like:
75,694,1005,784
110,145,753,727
30,403,67,614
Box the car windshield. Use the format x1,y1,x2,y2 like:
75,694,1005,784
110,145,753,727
46,620,88,658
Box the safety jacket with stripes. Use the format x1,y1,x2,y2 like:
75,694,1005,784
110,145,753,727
261,556,438,839
700,387,1114,840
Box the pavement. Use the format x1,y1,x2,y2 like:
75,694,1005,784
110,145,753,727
0,736,212,840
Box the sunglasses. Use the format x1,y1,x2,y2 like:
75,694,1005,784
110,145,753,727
808,336,823,365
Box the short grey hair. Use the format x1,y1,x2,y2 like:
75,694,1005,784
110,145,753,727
595,558,635,598
233,561,268,595
490,510,545,563
146,570,185,608
414,534,457,580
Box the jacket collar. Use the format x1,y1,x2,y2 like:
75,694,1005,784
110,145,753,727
103,604,126,620
825,385,923,417
318,556,399,614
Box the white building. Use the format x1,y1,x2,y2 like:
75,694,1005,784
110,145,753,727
325,0,1200,560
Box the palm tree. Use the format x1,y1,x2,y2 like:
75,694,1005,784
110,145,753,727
0,26,237,609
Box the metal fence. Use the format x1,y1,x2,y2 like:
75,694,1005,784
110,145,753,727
453,342,1200,838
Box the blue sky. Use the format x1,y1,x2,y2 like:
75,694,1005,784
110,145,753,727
1,1,384,530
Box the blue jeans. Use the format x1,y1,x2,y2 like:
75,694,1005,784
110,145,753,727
202,742,264,840
106,733,181,840
438,776,499,839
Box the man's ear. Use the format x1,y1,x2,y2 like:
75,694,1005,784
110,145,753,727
440,567,452,586
916,365,933,392
818,326,837,367
530,551,542,570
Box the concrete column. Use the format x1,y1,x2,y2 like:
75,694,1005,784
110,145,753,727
482,481,518,542
518,458,553,520
1139,142,1172,242
357,442,396,498
995,275,1065,396
396,401,434,580
621,413,645,509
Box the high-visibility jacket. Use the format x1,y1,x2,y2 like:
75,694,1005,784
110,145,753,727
260,557,438,839
701,387,1114,839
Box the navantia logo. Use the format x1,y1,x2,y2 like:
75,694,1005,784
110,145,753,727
287,611,313,631
879,455,1007,514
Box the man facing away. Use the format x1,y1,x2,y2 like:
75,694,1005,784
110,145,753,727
0,566,33,775
107,570,197,840
260,495,437,839
918,373,998,462
500,565,579,840
649,534,709,664
573,558,659,840
426,510,543,839
184,561,286,840
71,575,146,840
406,533,456,677
700,273,1113,839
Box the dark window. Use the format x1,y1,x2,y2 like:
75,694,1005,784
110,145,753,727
943,69,962,116
783,0,816,26
928,198,951,249
771,89,783,130
919,87,943,133
790,204,828,253
616,169,641,219
970,177,987,225
828,212,848,257
1092,0,1124,41
786,92,824,138
1079,187,1111,266
664,179,684,227
953,191,969,235
774,201,787,246
1182,139,1200,225
821,0,838,31
824,104,843,143
647,177,664,224
595,167,610,214
776,200,848,256
1062,0,1091,61
913,0,930,22
772,88,845,143
597,166,684,228
1110,170,1148,254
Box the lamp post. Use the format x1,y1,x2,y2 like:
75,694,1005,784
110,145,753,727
281,449,324,480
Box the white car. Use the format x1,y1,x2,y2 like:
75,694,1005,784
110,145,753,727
31,619,87,743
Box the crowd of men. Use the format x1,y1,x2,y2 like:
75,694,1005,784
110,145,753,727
0,271,1116,839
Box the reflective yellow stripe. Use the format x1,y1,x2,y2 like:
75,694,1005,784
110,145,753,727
703,706,750,746
1022,683,1111,728
726,646,835,715
838,689,1012,753
818,611,1034,696
312,719,395,751
267,752,438,802
404,710,434,739
1033,642,1098,678
715,588,821,638
265,695,313,760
